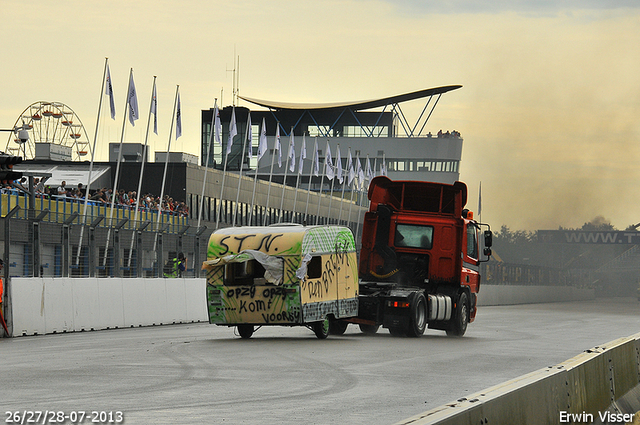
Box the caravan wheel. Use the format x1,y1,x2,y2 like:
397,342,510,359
237,325,254,339
313,317,330,339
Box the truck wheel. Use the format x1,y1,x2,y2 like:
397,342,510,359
446,292,469,337
359,324,380,335
406,293,427,337
237,324,254,339
313,317,330,339
329,320,349,335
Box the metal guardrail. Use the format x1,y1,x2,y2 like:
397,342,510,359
0,190,188,232
2,205,211,279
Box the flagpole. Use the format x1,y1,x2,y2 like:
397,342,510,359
304,138,317,225
103,67,135,268
248,163,259,225
232,112,250,226
346,149,356,231
278,128,294,223
249,118,267,225
127,76,156,268
365,154,373,212
327,144,340,224
327,172,336,224
263,125,279,226
382,153,387,176
338,146,349,225
354,154,364,244
315,140,329,225
153,85,179,255
347,178,355,230
216,106,235,230
292,134,305,224
75,58,109,268
478,181,482,223
198,100,218,229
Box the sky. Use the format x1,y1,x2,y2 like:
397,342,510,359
1,0,639,232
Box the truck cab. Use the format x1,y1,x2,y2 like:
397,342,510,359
356,176,491,337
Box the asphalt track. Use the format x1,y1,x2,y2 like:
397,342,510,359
1,297,639,425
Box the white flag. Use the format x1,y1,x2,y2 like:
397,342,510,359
214,105,222,145
176,90,182,139
288,131,296,173
275,126,282,167
381,160,387,176
325,143,334,180
347,149,355,185
298,135,307,175
257,118,267,161
336,145,343,184
151,82,157,135
105,64,116,120
366,157,373,181
227,107,237,155
313,139,319,177
128,73,139,126
356,157,364,189
247,112,253,160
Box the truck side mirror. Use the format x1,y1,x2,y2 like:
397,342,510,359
483,247,492,257
484,230,493,248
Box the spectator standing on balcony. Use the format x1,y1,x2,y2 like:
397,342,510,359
57,181,66,197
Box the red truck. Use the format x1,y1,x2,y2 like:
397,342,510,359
346,176,492,337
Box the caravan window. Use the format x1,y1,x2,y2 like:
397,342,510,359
224,260,266,285
307,256,322,279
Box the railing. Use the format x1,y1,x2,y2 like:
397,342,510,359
2,205,209,279
0,190,188,233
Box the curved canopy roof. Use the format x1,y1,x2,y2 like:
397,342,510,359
239,85,462,111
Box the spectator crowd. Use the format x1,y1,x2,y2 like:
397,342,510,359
3,178,189,217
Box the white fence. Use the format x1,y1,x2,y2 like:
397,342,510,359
8,277,208,336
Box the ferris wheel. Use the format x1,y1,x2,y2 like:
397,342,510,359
4,101,91,161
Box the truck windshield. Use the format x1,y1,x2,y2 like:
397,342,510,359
394,224,433,249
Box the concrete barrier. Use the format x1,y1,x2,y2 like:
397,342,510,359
478,284,595,306
5,279,595,336
395,333,640,425
8,277,208,336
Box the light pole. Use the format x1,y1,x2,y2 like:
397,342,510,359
0,123,29,153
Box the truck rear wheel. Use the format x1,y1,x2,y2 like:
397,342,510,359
313,317,330,339
237,324,254,339
406,293,427,337
446,292,469,337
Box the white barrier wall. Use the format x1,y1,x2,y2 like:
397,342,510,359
477,284,595,306
6,279,595,336
395,334,640,425
9,278,208,336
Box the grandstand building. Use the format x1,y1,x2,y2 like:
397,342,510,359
201,85,464,189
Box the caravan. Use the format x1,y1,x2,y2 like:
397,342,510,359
202,224,358,339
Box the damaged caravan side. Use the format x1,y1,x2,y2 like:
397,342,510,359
202,224,359,339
